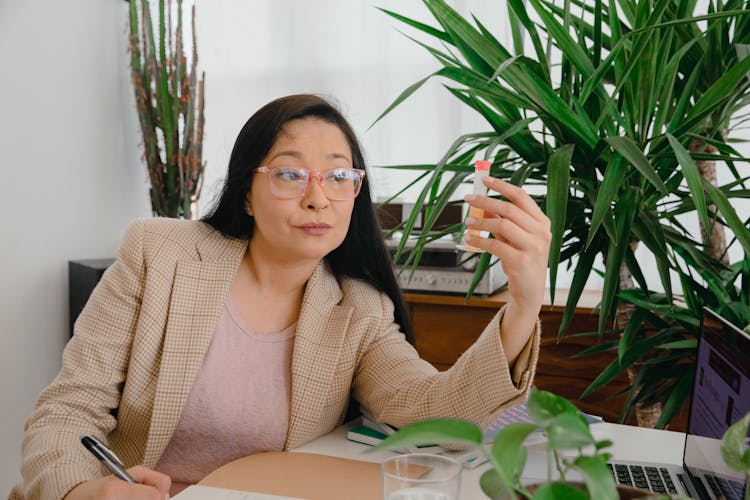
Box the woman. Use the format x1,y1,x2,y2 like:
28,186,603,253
11,94,550,499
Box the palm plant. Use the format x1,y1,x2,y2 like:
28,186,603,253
576,249,750,428
374,0,750,426
128,0,205,219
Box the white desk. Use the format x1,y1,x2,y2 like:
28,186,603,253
293,420,687,499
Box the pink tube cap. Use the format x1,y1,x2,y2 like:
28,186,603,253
475,160,491,171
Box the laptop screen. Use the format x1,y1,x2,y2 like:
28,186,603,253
683,307,750,498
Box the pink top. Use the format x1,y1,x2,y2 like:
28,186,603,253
155,297,296,494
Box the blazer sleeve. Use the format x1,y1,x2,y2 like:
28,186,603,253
352,291,540,429
15,219,147,500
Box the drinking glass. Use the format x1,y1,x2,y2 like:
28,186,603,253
381,453,461,500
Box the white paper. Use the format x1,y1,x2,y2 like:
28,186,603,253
172,484,305,500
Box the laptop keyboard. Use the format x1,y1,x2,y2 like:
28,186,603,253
704,473,745,500
607,463,678,495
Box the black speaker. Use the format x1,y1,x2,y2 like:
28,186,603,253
68,258,114,337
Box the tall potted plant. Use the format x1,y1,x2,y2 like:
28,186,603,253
128,0,205,219
374,0,750,427
577,250,750,428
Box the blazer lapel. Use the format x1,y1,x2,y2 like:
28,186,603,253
143,230,246,466
285,262,353,449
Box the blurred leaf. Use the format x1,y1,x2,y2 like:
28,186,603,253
491,423,541,488
372,418,482,451
532,482,589,500
572,456,618,500
479,468,509,499
720,412,750,472
527,387,582,423
546,412,596,450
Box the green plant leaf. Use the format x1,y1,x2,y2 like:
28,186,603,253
667,59,703,134
491,423,541,487
679,50,750,133
599,188,638,334
507,0,549,70
532,481,589,499
619,309,648,364
527,0,596,79
370,72,435,129
546,412,596,450
424,0,508,69
605,137,669,196
667,134,710,242
547,145,574,296
624,247,649,296
527,388,582,424
587,154,626,249
572,455,618,500
439,66,528,112
466,251,492,298
371,418,482,452
376,7,450,43
631,215,673,299
581,331,664,398
720,411,750,472
656,369,695,429
558,242,599,339
570,340,620,359
479,468,509,499
702,178,750,256
504,58,600,148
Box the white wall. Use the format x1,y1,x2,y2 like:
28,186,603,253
0,0,150,493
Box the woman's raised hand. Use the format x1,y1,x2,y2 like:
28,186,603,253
463,176,551,362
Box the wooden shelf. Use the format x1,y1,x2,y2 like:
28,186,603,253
404,288,602,312
403,288,636,425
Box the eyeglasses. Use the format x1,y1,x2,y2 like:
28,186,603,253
255,166,366,200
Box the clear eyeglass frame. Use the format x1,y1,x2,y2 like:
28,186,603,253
255,166,366,200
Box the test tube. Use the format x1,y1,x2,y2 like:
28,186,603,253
458,159,491,252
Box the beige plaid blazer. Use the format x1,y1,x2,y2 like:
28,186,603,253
11,218,539,500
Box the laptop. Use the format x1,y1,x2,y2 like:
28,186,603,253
609,307,750,499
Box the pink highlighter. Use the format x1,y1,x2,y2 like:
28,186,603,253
458,159,491,253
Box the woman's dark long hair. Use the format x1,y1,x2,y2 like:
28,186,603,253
203,94,412,343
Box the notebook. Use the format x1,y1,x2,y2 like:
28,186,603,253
173,485,303,499
608,307,750,499
348,402,561,469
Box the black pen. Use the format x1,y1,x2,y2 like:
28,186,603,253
80,435,136,483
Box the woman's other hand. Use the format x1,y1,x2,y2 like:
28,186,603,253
64,466,171,500
463,176,551,363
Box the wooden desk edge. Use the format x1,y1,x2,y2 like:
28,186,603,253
404,288,601,313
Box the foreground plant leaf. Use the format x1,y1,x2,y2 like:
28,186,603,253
720,412,750,472
371,418,482,451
